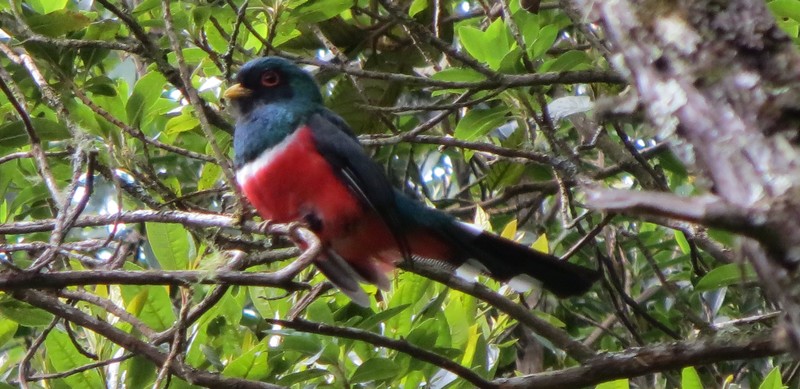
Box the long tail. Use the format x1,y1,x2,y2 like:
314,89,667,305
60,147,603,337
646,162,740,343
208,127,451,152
395,192,600,298
441,221,600,297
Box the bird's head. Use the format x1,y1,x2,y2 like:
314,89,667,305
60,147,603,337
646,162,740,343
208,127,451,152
224,57,323,119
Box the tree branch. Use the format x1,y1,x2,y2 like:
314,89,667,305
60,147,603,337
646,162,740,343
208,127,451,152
403,263,597,362
494,332,784,389
12,289,283,389
267,318,496,388
586,189,768,236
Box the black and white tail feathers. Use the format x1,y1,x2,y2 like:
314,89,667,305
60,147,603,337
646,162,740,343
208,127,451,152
443,221,600,298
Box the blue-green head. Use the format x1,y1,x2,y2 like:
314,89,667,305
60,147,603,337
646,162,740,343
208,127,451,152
225,57,324,166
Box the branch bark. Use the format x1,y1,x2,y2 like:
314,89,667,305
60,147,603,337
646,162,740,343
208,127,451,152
495,332,784,388
565,0,800,355
12,289,283,389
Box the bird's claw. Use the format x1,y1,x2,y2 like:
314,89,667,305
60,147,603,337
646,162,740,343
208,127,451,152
257,219,275,235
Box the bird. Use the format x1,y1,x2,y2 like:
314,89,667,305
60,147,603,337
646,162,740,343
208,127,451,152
224,57,599,306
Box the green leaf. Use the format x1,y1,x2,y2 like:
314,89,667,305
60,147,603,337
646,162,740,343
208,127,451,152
0,200,7,224
530,24,559,59
0,319,18,347
126,286,177,331
249,285,290,320
695,264,757,291
458,20,512,70
222,341,269,380
121,264,177,331
278,369,330,386
125,355,156,389
674,231,691,255
294,0,352,23
387,273,432,334
85,76,118,97
409,0,428,16
458,26,488,63
45,331,103,389
484,18,513,69
357,304,410,331
350,358,400,383
430,67,487,95
515,11,541,45
146,222,192,270
769,0,800,23
165,108,200,135
27,0,68,14
25,10,92,37
454,106,510,141
306,299,334,324
0,118,70,148
127,71,167,128
430,68,486,83
406,318,438,347
133,0,161,14
539,50,593,72
279,332,324,359
682,367,703,389
595,378,630,389
533,311,565,328
0,299,54,327
198,162,222,191
759,367,784,389
461,323,480,366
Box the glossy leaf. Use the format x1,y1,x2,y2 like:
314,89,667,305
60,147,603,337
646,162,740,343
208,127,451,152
758,367,784,389
682,367,703,389
454,106,510,141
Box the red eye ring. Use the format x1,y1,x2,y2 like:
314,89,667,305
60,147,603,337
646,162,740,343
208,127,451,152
260,71,280,87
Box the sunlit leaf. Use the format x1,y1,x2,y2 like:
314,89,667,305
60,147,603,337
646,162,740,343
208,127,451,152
532,233,549,253
454,106,509,141
758,367,784,389
0,319,18,347
681,366,703,389
409,0,428,16
501,219,517,240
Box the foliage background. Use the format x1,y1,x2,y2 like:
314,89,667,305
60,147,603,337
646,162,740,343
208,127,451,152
0,0,798,387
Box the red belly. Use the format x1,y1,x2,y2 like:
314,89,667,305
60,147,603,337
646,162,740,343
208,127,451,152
237,126,454,280
238,126,363,244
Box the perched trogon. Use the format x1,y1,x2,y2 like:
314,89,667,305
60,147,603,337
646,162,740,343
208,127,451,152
224,57,599,306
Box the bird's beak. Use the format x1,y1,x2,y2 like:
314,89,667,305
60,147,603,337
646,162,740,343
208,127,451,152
223,83,252,100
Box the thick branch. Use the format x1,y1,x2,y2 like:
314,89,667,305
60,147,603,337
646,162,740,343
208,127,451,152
494,333,783,389
586,189,768,236
0,210,262,235
0,270,309,290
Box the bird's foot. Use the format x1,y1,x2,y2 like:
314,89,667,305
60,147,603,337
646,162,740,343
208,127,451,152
257,219,276,235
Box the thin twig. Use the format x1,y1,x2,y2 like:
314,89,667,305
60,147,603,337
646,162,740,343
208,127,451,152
18,317,60,388
267,318,496,388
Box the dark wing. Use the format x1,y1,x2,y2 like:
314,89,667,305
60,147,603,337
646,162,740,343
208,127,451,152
306,110,412,261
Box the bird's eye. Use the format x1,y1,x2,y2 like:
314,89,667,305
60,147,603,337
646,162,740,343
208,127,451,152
260,71,280,87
